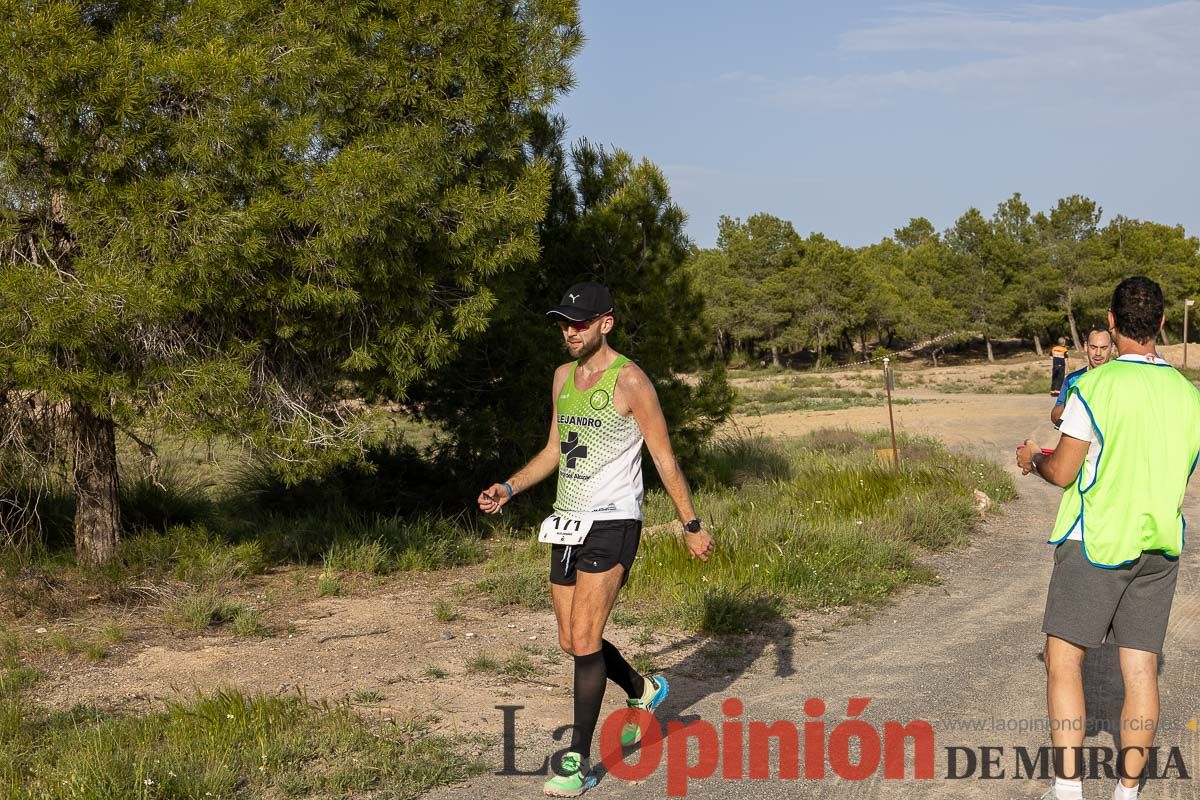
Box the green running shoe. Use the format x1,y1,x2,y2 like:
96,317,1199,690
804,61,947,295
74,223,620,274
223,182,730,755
621,674,669,746
543,751,596,797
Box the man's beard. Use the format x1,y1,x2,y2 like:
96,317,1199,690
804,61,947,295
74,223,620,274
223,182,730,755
572,336,602,360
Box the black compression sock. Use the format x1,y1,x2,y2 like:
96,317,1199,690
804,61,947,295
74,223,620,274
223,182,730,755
570,649,607,759
601,639,645,699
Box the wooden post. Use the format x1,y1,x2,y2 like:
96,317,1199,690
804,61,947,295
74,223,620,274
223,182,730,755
1185,299,1194,368
883,357,899,467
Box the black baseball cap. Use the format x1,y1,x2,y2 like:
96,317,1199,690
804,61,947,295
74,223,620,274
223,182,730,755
546,282,615,322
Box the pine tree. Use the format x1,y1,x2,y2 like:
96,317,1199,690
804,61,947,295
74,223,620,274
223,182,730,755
0,0,581,563
1099,216,1200,341
407,127,733,480
709,214,800,366
944,208,1015,362
1034,196,1106,350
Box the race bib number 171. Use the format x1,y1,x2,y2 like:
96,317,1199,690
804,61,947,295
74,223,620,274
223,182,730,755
538,514,593,546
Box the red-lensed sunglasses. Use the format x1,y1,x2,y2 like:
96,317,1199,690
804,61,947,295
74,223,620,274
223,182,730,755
557,315,602,331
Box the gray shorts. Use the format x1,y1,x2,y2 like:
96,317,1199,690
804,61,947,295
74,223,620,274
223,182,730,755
1042,540,1179,653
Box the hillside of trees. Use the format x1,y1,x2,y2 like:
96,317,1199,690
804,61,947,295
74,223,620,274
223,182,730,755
691,194,1200,367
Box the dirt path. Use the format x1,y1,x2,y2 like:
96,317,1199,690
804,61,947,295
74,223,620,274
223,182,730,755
421,392,1200,799
735,390,1049,451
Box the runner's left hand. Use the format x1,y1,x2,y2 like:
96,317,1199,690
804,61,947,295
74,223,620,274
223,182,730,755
684,527,715,562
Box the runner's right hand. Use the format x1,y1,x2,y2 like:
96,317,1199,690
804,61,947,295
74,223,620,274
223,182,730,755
1016,440,1037,475
684,527,715,562
477,484,510,514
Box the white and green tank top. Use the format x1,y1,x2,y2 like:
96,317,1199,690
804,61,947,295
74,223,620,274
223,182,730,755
554,355,644,520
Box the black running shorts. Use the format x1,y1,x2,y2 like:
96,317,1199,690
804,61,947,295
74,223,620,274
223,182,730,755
549,518,642,587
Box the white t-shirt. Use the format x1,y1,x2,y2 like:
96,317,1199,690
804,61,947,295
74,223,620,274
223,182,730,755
1055,353,1171,541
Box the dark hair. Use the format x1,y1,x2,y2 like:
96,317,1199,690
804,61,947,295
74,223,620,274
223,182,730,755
1085,325,1112,342
1110,276,1163,344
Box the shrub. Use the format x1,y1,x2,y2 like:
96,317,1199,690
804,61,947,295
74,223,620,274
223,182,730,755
691,431,792,488
317,572,342,597
120,464,217,534
119,525,266,585
163,589,246,631
475,540,548,610
322,538,392,575
693,589,784,635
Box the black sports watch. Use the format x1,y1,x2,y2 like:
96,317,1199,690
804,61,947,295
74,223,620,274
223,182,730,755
683,518,703,533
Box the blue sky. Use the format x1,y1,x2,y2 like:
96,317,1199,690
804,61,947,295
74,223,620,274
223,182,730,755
553,1,1200,248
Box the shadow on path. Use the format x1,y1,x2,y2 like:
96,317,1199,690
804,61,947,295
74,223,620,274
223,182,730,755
593,597,796,784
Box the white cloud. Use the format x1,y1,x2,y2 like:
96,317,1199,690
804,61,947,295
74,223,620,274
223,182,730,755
762,2,1200,112
717,70,770,83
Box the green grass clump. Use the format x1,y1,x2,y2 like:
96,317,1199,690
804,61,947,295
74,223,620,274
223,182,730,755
231,608,270,638
0,628,20,669
466,653,500,674
0,667,40,698
268,514,484,574
630,510,925,631
317,572,343,597
630,653,657,675
796,428,873,454
351,690,384,704
500,652,535,678
433,599,459,623
475,539,549,610
97,622,126,646
985,366,1051,394
0,622,122,665
694,589,785,635
322,537,392,575
691,432,792,488
47,633,83,657
119,464,218,534
118,525,266,585
627,429,1012,633
82,643,108,662
0,690,481,798
878,490,977,550
464,651,535,679
40,631,114,663
389,515,485,571
163,589,248,631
